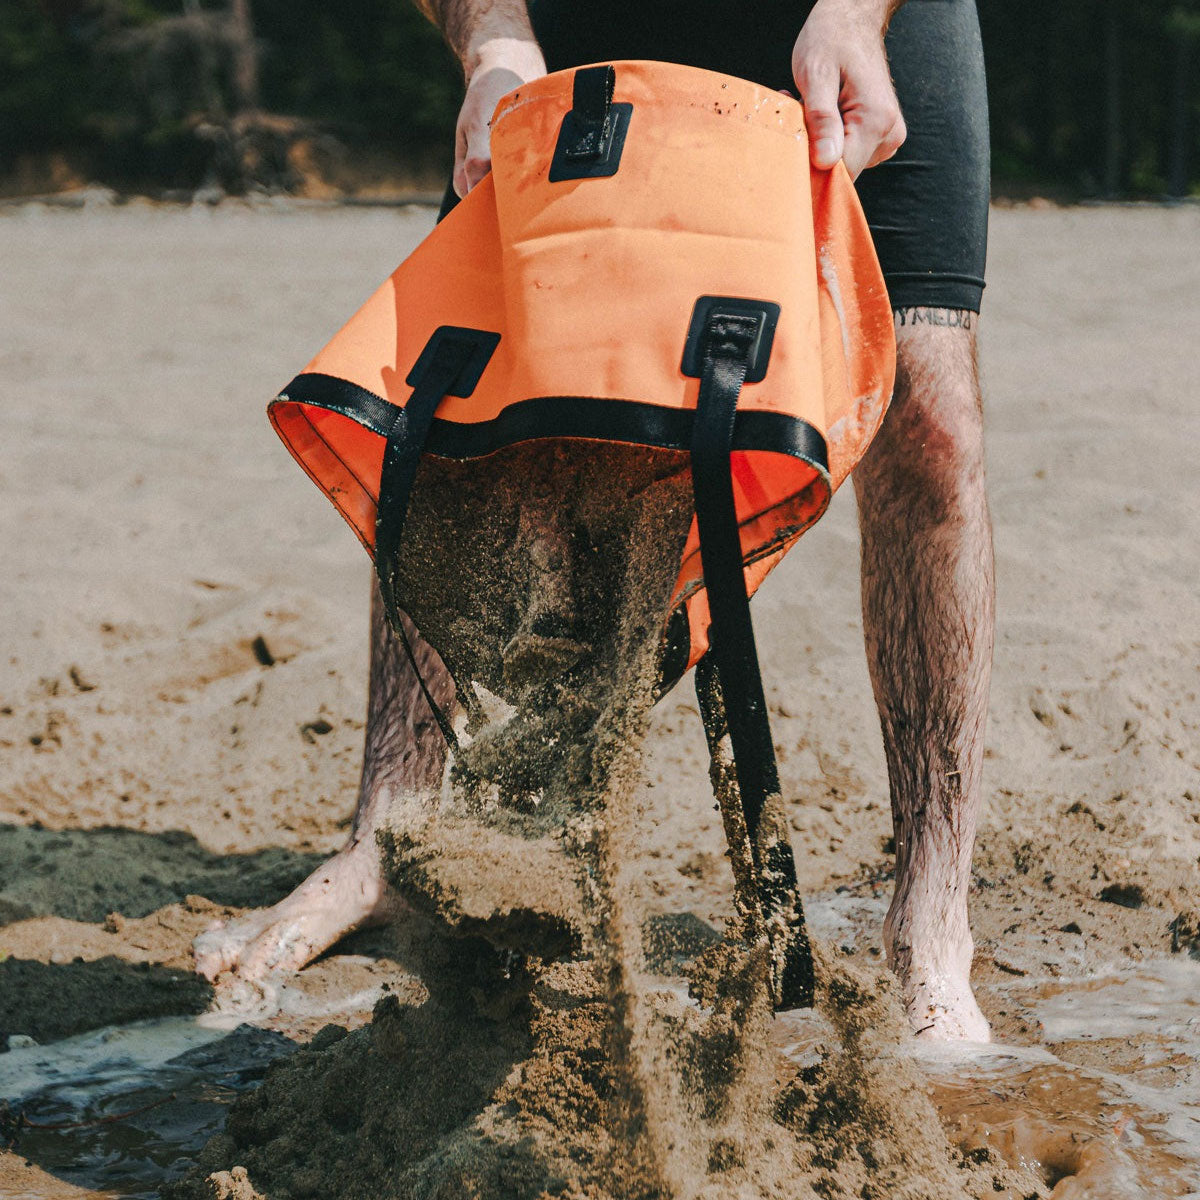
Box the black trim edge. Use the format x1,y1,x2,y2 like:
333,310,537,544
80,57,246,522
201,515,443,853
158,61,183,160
274,372,829,477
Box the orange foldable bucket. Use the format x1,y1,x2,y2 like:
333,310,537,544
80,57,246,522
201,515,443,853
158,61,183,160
269,59,893,672
268,60,894,1007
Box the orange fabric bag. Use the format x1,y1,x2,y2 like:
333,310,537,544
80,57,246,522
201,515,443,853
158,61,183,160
269,60,894,671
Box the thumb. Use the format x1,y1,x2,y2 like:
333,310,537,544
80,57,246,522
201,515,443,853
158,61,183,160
796,61,844,171
452,87,495,199
461,122,493,196
452,122,470,198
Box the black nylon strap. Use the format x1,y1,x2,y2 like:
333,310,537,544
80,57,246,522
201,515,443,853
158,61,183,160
376,338,467,625
565,64,615,161
688,302,814,1009
392,608,461,753
689,310,782,844
549,65,632,181
374,326,499,748
279,371,827,475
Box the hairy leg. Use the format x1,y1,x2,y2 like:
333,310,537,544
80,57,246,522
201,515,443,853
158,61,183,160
853,308,994,1041
194,584,454,983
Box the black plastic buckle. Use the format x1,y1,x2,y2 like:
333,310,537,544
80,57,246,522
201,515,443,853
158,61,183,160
681,297,782,383
549,65,633,182
706,314,762,362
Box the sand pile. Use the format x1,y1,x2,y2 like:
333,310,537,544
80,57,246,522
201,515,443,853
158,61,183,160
167,939,1042,1200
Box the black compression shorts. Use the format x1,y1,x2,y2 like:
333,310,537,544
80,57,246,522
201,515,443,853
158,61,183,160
526,0,990,312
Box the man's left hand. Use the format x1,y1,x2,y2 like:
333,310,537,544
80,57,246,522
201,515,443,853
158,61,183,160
792,0,907,179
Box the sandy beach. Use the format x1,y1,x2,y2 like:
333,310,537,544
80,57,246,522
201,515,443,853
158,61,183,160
1,199,1198,1198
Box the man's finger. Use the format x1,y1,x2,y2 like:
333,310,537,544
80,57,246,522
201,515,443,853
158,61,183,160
842,100,906,179
841,120,877,179
842,124,878,179
452,122,470,198
463,136,492,193
795,59,845,171
453,116,493,197
864,112,907,173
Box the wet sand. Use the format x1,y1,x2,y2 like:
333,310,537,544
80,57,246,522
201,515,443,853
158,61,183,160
1,199,1198,1197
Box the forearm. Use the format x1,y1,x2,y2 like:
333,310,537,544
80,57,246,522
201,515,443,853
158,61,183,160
813,0,906,33
414,0,538,77
416,0,546,196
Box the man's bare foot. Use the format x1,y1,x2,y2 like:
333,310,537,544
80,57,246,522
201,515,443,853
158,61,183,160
884,901,991,1042
899,961,991,1042
193,839,400,983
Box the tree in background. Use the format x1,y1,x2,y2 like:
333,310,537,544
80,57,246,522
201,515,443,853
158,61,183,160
1,0,1196,198
979,0,1200,197
2,0,268,191
1166,5,1200,196
0,0,458,194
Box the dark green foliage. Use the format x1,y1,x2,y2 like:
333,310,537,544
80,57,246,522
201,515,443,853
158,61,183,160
0,0,1196,196
253,0,459,150
0,0,460,192
0,1,97,157
979,0,1200,196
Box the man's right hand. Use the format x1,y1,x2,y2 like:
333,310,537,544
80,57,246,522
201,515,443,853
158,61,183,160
454,37,547,197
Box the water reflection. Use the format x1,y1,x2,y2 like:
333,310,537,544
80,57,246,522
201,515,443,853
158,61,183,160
1,1019,295,1198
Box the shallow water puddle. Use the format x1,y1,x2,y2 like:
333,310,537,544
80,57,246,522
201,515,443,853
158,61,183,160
774,957,1200,1197
939,958,1200,1198
0,963,394,1197
1,1017,294,1198
803,886,1200,1194
924,1046,1200,1198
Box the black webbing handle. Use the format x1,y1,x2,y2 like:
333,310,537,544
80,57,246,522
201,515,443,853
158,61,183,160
689,310,780,841
549,65,632,182
564,64,615,162
374,325,499,746
686,299,813,1009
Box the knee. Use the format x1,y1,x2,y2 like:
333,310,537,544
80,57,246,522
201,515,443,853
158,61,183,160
872,388,985,483
857,402,986,528
856,332,986,518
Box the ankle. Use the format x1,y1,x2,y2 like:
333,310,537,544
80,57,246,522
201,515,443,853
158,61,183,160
883,892,974,976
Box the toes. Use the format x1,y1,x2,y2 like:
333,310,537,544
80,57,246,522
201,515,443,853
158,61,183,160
192,922,247,982
212,975,280,1018
192,940,235,982
192,953,226,983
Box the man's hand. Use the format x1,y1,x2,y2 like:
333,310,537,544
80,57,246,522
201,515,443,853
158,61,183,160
792,0,907,179
418,2,546,197
454,37,547,197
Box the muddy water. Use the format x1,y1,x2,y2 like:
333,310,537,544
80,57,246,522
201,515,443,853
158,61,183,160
930,960,1200,1198
7,918,1198,1199
786,892,1200,1198
0,1018,293,1198
0,967,396,1199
